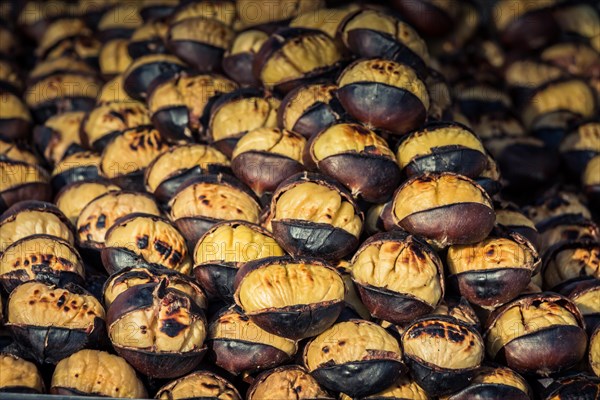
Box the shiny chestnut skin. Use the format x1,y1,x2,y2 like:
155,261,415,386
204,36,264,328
127,21,168,59
0,353,45,394
6,281,107,364
484,292,588,376
305,123,400,203
193,220,285,301
50,349,148,398
351,231,444,324
391,0,459,37
222,29,269,87
401,315,485,397
336,58,429,135
50,151,103,192
0,160,51,213
263,172,363,260
122,54,187,101
304,319,405,398
495,202,541,251
155,370,241,400
0,91,32,141
106,279,208,378
206,306,297,375
390,172,495,247
444,364,532,400
539,373,600,400
234,256,345,340
247,365,333,400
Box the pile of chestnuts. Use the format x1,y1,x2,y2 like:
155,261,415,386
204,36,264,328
0,0,599,399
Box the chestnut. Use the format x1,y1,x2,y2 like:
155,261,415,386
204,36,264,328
484,292,587,376
97,4,142,41
338,9,429,77
530,110,582,149
541,41,600,79
432,296,480,329
148,73,238,143
495,203,540,250
0,235,84,293
138,0,179,22
97,74,137,104
584,155,600,208
99,126,168,191
207,88,279,156
80,101,151,151
560,120,600,176
25,73,101,123
351,231,444,323
235,0,325,28
248,365,333,400
155,370,241,400
396,122,487,178
98,39,133,78
340,375,428,400
306,123,400,203
50,349,147,398
277,83,346,139
334,260,371,320
167,16,234,72
0,160,51,213
34,18,92,59
170,1,236,27
0,140,37,165
103,265,206,309
128,21,168,59
145,143,231,203
447,229,540,308
556,277,600,336
526,191,592,229
454,84,512,123
122,54,187,101
289,5,359,39
539,373,600,400
591,326,600,377
234,256,345,339
43,36,102,67
55,180,121,225
444,365,532,400
222,29,269,86
425,69,453,121
33,111,85,166
304,319,405,398
0,91,32,141
0,354,45,394
253,28,343,94
542,241,599,289
207,306,297,375
76,190,160,251
232,127,306,200
402,315,484,396
391,0,459,37
337,58,429,135
193,220,284,301
50,151,102,191
538,215,600,252
504,59,564,103
263,172,363,260
168,173,261,248
106,280,207,378
6,281,106,364
0,201,74,253
390,172,495,247
364,202,388,236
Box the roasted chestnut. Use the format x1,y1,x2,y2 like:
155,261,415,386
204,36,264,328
207,88,279,156
560,120,600,176
401,315,484,396
155,370,241,400
584,155,600,207
138,0,179,21
97,74,137,104
103,265,206,309
391,172,495,247
391,0,459,37
50,151,102,191
526,191,592,229
193,220,284,301
339,9,429,76
443,364,532,400
207,306,297,375
98,39,133,78
447,230,539,308
170,1,236,27
396,122,487,178
0,353,45,394
0,235,84,293
538,215,600,252
290,5,357,39
29,56,96,84
106,280,207,378
99,126,168,191
0,140,37,165
167,16,234,72
149,73,238,142
97,4,142,41
542,241,599,289
591,326,600,377
470,153,502,196
351,231,444,323
504,59,564,102
263,172,363,260
145,143,231,203
253,28,343,94
432,297,480,329
0,201,74,253
76,191,160,251
222,29,269,86
128,21,168,58
539,373,600,400
0,160,51,213
33,111,85,166
248,365,333,400
530,110,582,149
495,203,540,250
0,91,31,142
334,260,371,320
6,281,106,364
484,292,587,376
234,256,344,339
122,54,187,101
340,375,429,400
556,277,600,335
55,180,121,225
306,123,400,203
337,58,429,135
34,18,92,59
304,319,405,398
232,127,306,199
80,101,151,151
50,349,147,398
168,174,261,248
43,35,102,67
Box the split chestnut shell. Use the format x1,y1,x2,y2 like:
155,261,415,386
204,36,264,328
248,365,333,400
155,370,241,400
444,365,532,400
0,354,44,394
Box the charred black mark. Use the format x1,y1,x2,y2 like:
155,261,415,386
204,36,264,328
137,235,149,249
201,383,221,389
170,250,182,266
322,346,329,353
96,214,106,229
154,240,172,259
160,318,187,337
447,329,465,343
57,294,67,307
